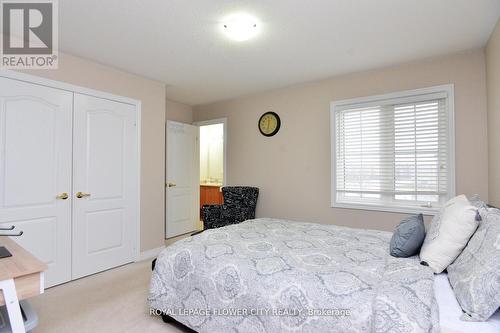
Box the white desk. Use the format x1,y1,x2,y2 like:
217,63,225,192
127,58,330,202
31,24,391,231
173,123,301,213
0,238,46,333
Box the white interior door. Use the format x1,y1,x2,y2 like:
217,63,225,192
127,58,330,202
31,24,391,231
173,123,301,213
0,77,72,287
166,121,199,238
72,94,138,279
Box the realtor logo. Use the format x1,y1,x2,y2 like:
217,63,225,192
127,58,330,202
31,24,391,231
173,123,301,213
1,0,58,69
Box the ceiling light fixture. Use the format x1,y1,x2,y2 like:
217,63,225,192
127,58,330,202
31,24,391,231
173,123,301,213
221,13,260,42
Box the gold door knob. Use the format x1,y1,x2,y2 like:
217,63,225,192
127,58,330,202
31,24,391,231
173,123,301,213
56,192,69,200
76,192,91,198
167,182,176,188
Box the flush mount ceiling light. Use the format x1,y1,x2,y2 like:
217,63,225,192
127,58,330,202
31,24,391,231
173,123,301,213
221,13,260,42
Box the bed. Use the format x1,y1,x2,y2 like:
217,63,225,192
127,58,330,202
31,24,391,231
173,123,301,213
149,218,439,332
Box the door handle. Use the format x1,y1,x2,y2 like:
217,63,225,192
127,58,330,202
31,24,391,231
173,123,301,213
76,191,91,198
56,192,69,200
167,182,176,188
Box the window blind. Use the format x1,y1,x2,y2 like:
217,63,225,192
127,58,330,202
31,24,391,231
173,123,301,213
334,94,451,210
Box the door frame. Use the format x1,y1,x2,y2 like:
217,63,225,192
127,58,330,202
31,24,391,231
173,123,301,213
0,70,142,262
193,117,228,186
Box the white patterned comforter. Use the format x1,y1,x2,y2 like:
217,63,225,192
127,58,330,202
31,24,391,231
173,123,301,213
149,218,439,333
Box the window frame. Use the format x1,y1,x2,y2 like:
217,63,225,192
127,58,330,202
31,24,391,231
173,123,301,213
330,85,456,215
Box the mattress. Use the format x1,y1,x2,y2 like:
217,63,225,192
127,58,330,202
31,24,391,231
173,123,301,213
149,218,439,332
434,273,500,333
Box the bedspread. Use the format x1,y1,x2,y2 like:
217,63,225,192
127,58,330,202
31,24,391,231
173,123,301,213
149,218,439,333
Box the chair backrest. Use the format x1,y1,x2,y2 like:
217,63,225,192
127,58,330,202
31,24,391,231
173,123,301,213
222,186,259,207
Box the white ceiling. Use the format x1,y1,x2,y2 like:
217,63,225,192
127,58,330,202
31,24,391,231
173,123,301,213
60,0,500,105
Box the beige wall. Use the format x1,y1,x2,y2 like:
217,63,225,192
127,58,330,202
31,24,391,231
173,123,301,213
21,52,166,252
166,99,193,123
194,50,488,231
486,19,500,207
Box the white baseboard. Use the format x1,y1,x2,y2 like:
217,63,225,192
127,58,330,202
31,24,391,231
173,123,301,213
137,246,165,262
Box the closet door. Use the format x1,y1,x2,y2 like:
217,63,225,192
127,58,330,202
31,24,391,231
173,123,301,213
72,94,138,279
0,77,73,287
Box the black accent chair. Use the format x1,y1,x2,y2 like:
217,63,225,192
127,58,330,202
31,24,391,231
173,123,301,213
201,186,259,230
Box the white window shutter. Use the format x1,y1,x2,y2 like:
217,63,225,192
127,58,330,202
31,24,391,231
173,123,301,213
332,86,454,213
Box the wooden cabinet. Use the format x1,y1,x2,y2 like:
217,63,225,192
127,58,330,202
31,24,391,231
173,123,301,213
200,185,223,209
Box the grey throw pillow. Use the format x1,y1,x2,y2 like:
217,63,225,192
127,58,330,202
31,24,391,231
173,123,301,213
447,206,500,321
390,214,425,258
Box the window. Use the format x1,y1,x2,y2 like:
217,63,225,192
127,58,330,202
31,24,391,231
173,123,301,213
331,85,455,214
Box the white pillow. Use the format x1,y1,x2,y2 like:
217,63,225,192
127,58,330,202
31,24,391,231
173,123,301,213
419,195,479,273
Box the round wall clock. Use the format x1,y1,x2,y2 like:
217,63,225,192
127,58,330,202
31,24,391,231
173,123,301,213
258,112,281,137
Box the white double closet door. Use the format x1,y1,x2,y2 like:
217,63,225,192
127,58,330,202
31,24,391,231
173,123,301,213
0,77,138,287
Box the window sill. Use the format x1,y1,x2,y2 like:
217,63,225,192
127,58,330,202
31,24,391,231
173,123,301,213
331,201,440,216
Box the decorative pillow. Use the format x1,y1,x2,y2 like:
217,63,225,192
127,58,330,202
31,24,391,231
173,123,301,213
390,214,425,258
419,195,479,273
447,207,500,321
468,194,488,210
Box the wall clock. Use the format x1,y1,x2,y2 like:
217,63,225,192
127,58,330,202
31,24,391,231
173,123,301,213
258,112,281,137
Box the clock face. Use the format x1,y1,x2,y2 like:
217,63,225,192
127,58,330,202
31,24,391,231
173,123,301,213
258,112,281,137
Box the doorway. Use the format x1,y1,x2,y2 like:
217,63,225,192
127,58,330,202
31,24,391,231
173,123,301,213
196,118,227,228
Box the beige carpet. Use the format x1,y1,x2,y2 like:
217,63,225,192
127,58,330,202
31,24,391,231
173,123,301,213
30,260,191,333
